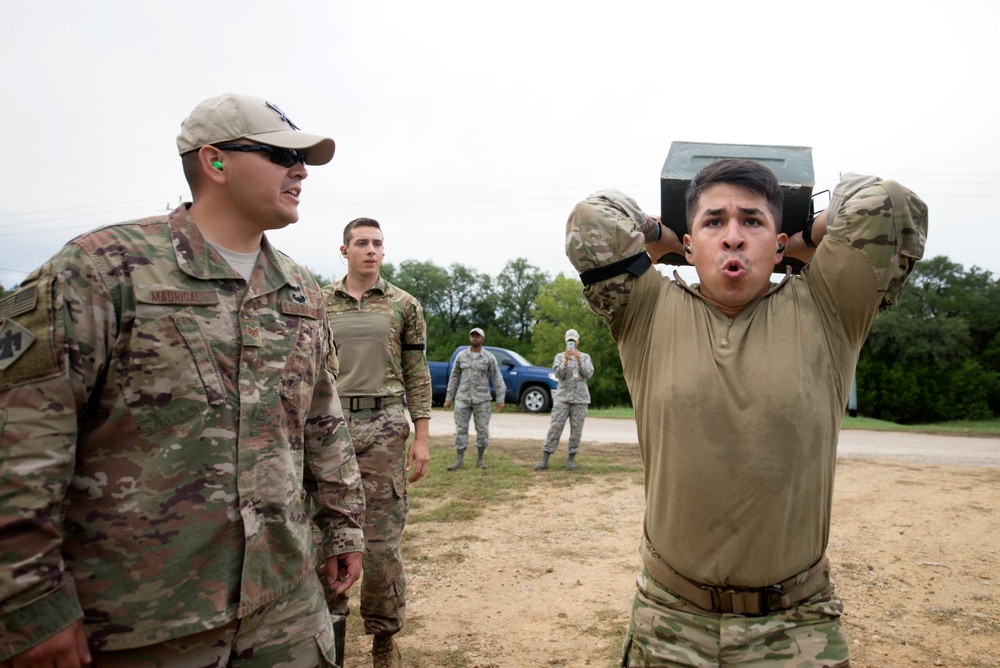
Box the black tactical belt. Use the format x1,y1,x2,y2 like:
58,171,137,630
341,396,403,412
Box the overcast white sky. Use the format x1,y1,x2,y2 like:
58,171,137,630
2,1,998,289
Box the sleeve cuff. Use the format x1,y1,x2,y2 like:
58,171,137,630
0,574,83,662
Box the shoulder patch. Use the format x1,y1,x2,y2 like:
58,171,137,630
0,318,36,370
0,285,37,320
0,279,63,388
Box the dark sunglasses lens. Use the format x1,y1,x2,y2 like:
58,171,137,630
269,148,305,168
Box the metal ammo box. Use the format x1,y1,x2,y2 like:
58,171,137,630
659,141,815,273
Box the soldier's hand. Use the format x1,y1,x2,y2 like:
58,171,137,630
645,219,684,264
443,401,452,411
406,435,430,483
4,619,91,667
497,403,505,413
325,552,362,595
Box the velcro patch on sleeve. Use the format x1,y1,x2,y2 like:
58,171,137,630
0,285,37,320
0,319,36,371
0,281,62,388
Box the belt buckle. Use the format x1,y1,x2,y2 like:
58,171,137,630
702,585,728,613
349,397,381,411
708,587,737,613
755,585,784,615
708,585,784,615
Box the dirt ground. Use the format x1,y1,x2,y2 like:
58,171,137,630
342,435,1000,668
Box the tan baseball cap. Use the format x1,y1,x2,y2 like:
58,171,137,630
565,328,580,341
470,327,485,337
176,93,335,165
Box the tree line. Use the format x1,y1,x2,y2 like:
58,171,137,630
369,258,629,408
857,256,1000,423
5,253,998,424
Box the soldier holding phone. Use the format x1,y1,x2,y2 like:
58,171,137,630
535,328,594,470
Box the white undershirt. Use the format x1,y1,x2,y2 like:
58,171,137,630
210,243,261,282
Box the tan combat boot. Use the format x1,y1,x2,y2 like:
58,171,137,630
371,634,402,668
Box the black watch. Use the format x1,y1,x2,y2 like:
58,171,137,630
802,216,818,249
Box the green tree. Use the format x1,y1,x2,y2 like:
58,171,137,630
495,258,548,342
389,259,456,360
531,274,629,407
308,268,335,288
442,264,494,333
379,261,397,285
858,256,1000,422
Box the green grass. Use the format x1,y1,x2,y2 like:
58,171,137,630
408,440,643,524
587,405,636,419
407,442,532,523
841,415,1000,436
588,406,1000,436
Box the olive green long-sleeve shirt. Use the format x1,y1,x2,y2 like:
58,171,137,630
323,277,432,421
566,179,927,588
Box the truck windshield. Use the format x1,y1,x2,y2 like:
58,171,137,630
489,347,532,366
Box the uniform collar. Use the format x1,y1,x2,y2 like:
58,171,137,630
330,275,387,298
167,204,297,293
672,268,794,317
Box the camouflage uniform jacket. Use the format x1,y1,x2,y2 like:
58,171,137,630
552,351,594,404
322,277,432,421
566,178,927,588
0,205,364,659
445,348,506,405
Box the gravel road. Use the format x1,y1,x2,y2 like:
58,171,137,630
428,410,1000,467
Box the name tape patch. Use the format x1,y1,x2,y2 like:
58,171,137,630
280,300,323,319
136,288,220,305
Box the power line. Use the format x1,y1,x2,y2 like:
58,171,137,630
0,197,174,220
1,172,998,229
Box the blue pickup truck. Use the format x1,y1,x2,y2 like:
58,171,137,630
430,346,558,413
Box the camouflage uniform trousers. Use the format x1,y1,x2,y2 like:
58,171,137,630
622,569,849,667
453,399,492,451
88,577,337,667
323,403,410,637
542,402,587,455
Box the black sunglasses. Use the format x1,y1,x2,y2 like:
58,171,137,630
213,143,307,168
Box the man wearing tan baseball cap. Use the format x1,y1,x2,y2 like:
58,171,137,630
0,93,363,668
177,92,335,164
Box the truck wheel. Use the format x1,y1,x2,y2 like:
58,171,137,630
520,387,552,413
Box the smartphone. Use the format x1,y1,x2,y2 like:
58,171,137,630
567,340,575,350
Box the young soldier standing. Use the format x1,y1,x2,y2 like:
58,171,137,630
322,218,431,668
